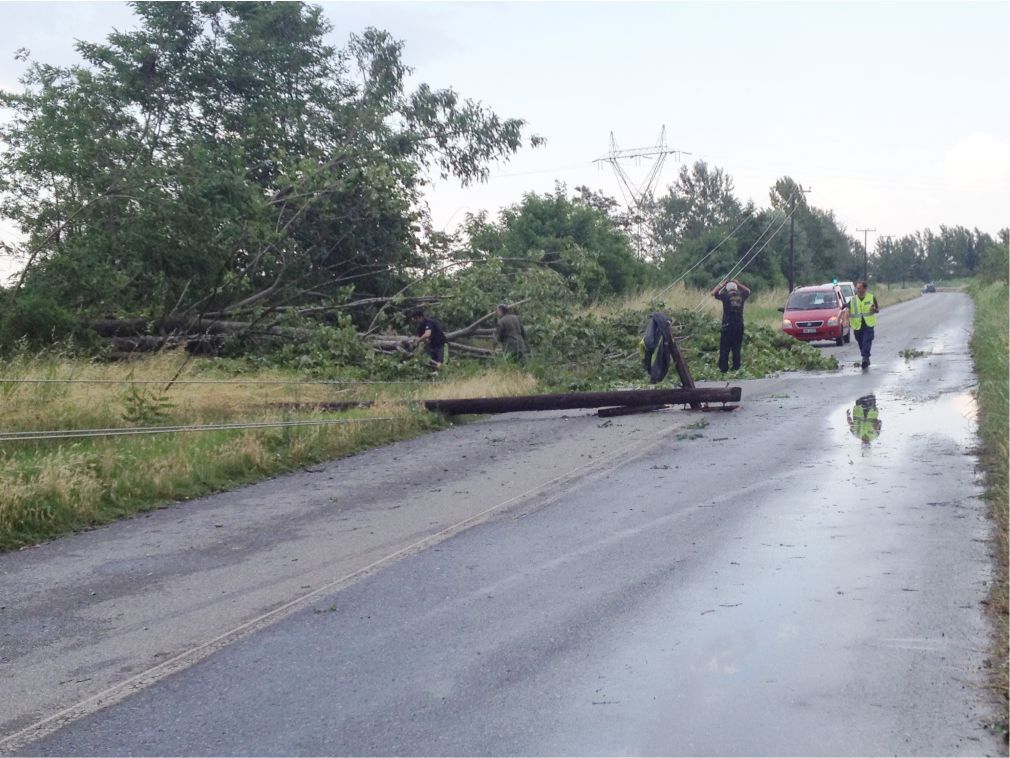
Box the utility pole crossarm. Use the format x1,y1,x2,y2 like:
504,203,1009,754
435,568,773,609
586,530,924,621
595,147,692,161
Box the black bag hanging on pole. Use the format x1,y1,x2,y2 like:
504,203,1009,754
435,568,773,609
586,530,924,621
641,312,674,384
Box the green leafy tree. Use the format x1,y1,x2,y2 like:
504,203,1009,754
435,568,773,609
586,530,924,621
655,170,858,292
979,235,1009,284
906,226,990,281
769,177,859,286
652,161,742,252
0,1,540,330
873,236,922,286
456,185,650,299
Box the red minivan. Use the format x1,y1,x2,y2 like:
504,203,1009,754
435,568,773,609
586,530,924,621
780,285,850,345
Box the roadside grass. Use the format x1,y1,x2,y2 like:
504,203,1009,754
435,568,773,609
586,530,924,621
0,350,355,432
405,365,538,401
586,284,793,330
968,279,1009,726
589,283,922,332
0,350,541,551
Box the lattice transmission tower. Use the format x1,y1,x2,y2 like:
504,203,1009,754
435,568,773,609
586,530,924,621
594,126,689,256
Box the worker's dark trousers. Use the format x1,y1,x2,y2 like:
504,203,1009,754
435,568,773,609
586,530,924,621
854,325,874,360
718,323,744,372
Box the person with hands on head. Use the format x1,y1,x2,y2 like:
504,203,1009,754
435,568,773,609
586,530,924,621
710,278,751,373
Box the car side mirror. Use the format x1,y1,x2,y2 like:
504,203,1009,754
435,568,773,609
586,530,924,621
777,307,785,313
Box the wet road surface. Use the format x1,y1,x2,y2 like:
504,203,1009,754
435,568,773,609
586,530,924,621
5,293,1003,756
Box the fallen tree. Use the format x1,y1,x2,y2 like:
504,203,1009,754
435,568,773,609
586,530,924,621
80,300,525,358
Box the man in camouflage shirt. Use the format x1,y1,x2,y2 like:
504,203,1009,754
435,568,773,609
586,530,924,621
495,304,528,362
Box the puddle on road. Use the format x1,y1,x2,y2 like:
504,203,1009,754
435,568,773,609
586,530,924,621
837,389,978,455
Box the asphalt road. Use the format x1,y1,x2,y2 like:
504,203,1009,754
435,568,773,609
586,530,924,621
2,292,1003,756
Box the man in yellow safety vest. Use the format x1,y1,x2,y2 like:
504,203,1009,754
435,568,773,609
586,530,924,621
849,280,880,369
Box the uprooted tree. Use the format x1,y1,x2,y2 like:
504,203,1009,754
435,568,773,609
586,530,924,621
0,1,542,349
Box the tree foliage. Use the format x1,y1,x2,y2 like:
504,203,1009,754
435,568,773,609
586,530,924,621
652,161,741,255
643,161,1002,291
453,184,652,301
871,226,1007,284
0,1,540,322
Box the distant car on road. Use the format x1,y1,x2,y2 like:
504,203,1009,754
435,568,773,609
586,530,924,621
780,284,851,346
824,280,856,303
922,282,936,293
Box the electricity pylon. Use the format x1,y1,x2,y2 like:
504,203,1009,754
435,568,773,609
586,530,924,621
594,126,689,256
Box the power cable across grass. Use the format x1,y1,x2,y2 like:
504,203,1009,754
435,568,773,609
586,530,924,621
0,416,399,443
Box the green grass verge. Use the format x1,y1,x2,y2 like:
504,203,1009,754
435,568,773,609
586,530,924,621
969,279,1009,732
0,410,443,552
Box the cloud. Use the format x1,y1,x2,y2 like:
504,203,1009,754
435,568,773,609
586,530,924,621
943,133,1010,191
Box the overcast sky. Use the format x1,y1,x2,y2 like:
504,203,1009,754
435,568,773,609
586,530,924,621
1,1,1008,280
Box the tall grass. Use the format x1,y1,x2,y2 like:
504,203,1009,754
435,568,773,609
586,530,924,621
969,280,1009,720
588,282,923,330
0,349,538,550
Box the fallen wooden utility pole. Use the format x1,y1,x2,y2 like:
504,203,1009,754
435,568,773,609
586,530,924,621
669,339,698,406
422,387,741,415
597,404,667,418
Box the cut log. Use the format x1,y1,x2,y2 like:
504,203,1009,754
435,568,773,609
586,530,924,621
105,335,185,352
422,387,741,415
447,342,493,358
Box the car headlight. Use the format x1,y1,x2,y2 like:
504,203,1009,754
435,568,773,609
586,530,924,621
828,316,839,325
782,319,792,328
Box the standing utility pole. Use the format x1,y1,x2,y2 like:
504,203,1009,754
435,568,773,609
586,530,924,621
594,127,689,258
857,227,876,280
787,185,811,292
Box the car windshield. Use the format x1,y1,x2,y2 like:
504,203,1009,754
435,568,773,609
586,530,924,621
787,291,837,310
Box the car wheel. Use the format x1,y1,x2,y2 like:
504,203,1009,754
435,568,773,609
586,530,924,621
835,330,845,346
843,328,851,344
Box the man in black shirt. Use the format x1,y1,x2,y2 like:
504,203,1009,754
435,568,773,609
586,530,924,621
410,309,448,368
710,278,751,373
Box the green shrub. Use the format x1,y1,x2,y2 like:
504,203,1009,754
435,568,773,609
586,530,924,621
0,295,78,350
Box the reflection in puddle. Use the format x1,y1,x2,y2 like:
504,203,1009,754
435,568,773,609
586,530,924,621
847,394,882,445
842,390,978,453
